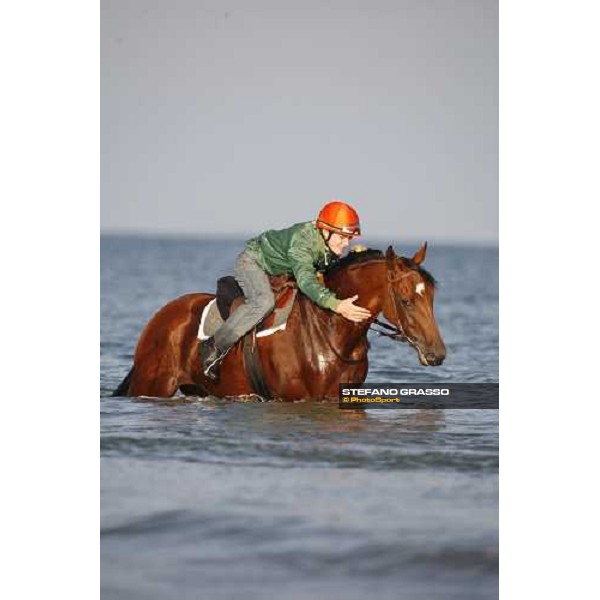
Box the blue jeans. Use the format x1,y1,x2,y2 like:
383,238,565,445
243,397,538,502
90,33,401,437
213,249,276,350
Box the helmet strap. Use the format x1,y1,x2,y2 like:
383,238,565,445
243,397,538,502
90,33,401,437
321,228,333,244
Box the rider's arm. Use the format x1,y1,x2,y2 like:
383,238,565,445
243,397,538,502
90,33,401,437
288,230,341,311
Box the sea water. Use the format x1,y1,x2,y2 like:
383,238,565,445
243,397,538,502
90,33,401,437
101,235,498,600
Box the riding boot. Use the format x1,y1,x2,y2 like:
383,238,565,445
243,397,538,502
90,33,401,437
198,337,227,382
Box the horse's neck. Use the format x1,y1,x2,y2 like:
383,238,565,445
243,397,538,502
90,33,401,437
300,298,366,359
327,261,387,317
316,262,387,348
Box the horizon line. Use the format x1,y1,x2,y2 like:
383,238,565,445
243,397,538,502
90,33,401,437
100,228,498,248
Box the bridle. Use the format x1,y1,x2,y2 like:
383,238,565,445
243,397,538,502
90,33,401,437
369,261,420,349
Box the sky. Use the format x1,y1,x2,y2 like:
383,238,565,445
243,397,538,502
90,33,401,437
101,0,498,244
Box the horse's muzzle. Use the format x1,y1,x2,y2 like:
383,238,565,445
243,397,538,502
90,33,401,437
425,352,445,366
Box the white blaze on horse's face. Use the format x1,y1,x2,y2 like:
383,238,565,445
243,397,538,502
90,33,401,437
416,282,426,296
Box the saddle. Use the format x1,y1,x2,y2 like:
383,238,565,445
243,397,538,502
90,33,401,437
199,274,298,341
215,273,298,331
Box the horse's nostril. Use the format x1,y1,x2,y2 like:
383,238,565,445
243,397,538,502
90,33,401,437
425,353,444,366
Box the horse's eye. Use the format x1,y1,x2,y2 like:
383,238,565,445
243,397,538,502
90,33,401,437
401,299,414,308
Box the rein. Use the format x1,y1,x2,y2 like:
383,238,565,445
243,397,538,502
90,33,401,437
370,318,407,341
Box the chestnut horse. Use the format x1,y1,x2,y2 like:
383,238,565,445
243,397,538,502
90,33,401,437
112,244,446,400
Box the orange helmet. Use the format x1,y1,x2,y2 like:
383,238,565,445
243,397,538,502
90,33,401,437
316,200,361,237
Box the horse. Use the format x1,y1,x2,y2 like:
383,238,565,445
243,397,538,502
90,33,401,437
112,243,446,400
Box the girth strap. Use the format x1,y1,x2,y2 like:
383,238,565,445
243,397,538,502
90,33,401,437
242,331,272,400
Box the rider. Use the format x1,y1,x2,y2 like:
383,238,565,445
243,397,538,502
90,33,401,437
199,200,372,380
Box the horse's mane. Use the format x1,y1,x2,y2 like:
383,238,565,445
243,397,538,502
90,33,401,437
324,248,384,276
324,247,437,288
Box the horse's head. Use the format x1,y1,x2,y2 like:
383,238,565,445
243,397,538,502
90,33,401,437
382,243,446,366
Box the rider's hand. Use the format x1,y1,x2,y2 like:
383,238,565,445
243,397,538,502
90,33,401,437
334,295,372,323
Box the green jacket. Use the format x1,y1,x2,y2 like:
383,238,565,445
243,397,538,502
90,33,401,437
246,221,341,310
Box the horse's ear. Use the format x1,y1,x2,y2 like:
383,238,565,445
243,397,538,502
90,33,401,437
385,245,396,260
412,242,428,265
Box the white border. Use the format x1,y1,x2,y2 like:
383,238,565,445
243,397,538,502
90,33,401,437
4,1,600,598
2,2,99,599
501,1,599,598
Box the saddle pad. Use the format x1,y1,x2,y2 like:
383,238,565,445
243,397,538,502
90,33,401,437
198,293,296,341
